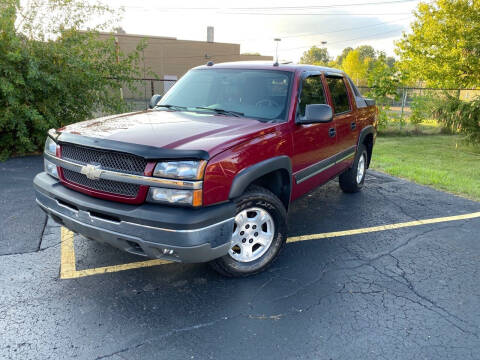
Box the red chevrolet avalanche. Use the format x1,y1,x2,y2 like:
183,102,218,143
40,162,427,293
34,61,377,277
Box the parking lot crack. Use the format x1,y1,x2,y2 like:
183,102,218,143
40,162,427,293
376,186,418,221
95,314,243,359
269,264,329,303
370,262,479,338
36,215,49,252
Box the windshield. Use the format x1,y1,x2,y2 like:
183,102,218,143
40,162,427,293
158,69,293,122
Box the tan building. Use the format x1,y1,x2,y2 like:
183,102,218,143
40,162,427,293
98,30,273,102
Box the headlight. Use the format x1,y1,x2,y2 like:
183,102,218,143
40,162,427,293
44,159,59,179
44,136,57,156
153,160,206,180
148,187,202,207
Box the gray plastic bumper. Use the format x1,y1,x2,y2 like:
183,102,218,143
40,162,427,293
34,172,235,263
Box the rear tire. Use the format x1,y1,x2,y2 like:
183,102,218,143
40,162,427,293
339,144,368,193
209,185,287,277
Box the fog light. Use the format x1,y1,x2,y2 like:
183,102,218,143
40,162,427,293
44,159,59,179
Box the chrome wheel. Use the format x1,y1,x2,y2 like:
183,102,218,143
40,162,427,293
229,207,275,263
356,153,366,184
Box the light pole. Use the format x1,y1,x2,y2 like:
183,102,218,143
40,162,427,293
274,38,281,64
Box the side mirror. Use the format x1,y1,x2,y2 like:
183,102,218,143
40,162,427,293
149,94,162,109
296,104,333,124
364,98,376,107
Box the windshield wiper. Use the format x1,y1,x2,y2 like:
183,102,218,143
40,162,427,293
155,104,188,111
193,107,244,117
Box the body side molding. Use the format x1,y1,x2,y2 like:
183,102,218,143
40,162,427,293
294,146,356,184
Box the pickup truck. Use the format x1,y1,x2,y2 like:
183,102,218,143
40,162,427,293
34,62,377,277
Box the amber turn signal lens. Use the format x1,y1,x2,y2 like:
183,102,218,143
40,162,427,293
192,189,203,207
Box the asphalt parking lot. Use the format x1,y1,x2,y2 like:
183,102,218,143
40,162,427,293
1,156,479,360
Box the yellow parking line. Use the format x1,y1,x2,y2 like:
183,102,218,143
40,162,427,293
60,211,480,279
63,259,172,279
60,228,171,279
60,227,77,279
286,211,480,243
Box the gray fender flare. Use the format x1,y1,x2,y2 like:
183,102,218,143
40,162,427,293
357,125,375,167
228,156,292,200
357,125,375,147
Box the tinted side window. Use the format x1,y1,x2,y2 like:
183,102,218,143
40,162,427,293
298,76,326,117
347,76,367,108
347,76,362,97
326,77,351,114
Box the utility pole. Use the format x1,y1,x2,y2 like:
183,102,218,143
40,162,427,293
115,36,123,100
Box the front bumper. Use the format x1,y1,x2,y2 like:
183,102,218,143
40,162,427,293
34,172,235,263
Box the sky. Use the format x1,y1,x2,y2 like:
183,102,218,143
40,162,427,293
107,0,419,62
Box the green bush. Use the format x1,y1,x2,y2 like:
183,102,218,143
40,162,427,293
409,95,436,130
432,95,480,145
0,0,148,160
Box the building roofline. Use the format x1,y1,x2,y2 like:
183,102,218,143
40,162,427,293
97,31,241,46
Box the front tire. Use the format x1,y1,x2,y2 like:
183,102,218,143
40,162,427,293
339,144,368,193
209,185,287,277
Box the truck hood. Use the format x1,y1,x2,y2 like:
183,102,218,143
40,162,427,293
58,110,279,158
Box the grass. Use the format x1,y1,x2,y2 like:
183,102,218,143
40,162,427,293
371,135,480,201
378,119,446,137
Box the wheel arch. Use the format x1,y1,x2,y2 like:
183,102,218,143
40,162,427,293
229,156,292,210
358,125,375,168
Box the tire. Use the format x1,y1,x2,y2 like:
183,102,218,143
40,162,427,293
209,185,288,277
339,144,368,193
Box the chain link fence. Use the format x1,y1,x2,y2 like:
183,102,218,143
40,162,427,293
358,86,480,116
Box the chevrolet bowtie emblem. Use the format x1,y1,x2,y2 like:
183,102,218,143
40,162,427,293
81,164,102,180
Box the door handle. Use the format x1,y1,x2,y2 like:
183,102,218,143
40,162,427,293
351,122,357,130
328,128,336,137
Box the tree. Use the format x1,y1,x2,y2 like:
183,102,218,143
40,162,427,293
356,45,377,62
299,46,330,65
386,56,396,68
367,54,400,129
341,49,370,86
395,0,480,88
0,0,148,159
336,47,353,66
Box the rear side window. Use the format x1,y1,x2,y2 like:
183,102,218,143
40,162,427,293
326,77,351,114
347,76,367,108
298,75,326,117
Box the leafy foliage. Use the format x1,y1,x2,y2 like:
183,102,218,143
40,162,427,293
0,0,147,159
432,95,480,145
395,0,480,88
366,54,400,129
409,95,436,128
341,49,371,86
356,45,376,63
335,47,353,66
299,46,330,65
367,56,399,100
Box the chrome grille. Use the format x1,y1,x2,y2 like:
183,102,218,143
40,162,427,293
60,144,147,198
63,169,140,197
62,144,147,175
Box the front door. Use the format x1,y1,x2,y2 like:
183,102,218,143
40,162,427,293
291,72,338,199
